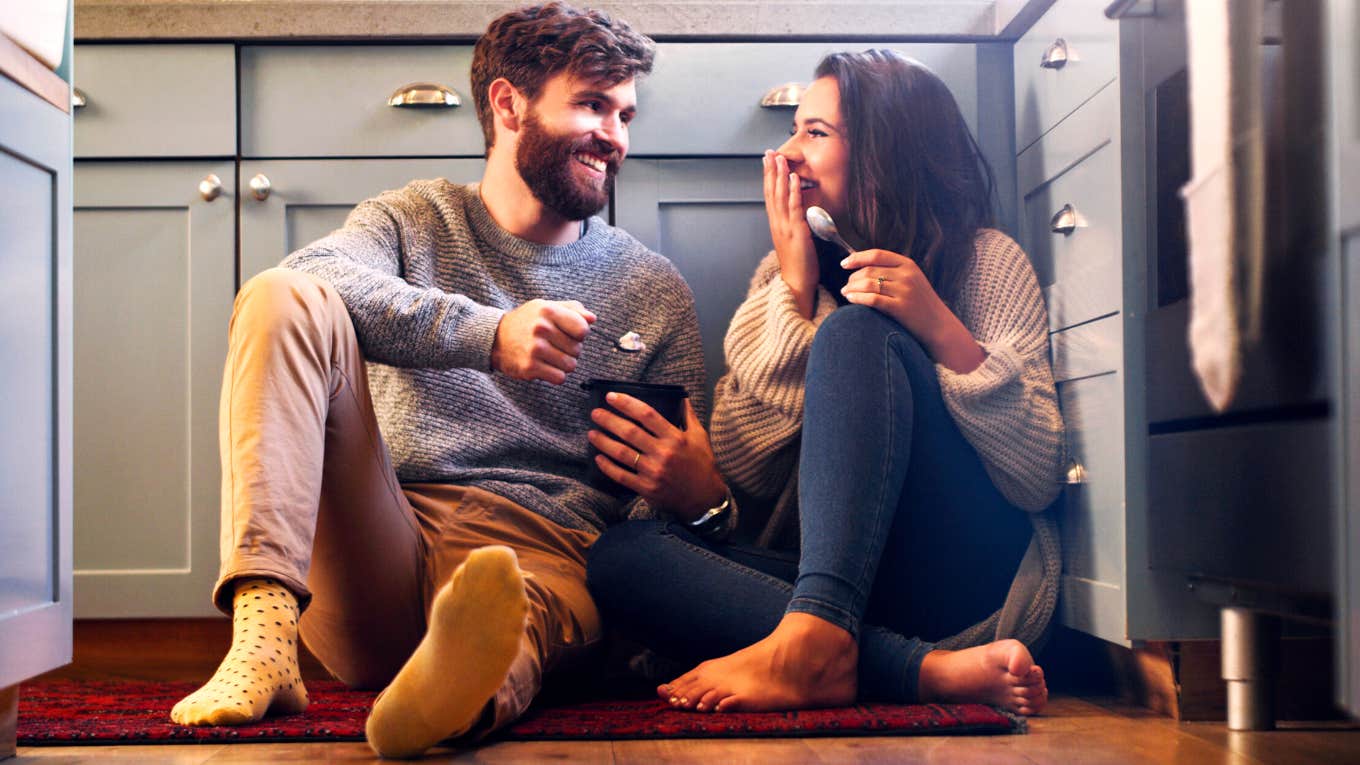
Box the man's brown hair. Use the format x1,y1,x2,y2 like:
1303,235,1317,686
471,2,655,151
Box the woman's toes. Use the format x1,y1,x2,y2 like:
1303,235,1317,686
714,693,744,713
695,689,722,712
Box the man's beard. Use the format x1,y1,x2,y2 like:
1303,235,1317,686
515,110,619,222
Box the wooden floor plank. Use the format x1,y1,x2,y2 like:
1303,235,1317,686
13,693,1360,764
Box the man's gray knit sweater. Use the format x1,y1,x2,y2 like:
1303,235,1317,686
280,180,707,533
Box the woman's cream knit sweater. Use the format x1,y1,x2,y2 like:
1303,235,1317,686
710,228,1066,648
712,228,1064,512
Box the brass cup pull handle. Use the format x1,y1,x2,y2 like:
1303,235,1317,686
72,87,88,109
249,174,272,201
199,174,223,202
387,82,462,108
1065,463,1087,485
760,82,805,109
1050,203,1079,235
1041,38,1069,70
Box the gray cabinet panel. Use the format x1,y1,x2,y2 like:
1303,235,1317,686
614,158,771,399
73,161,235,617
1018,84,1121,331
0,74,73,688
0,150,56,615
73,45,236,158
1147,422,1333,594
1056,371,1126,598
1331,0,1360,717
239,159,484,281
1050,312,1121,383
1013,0,1118,153
629,42,978,157
241,46,482,158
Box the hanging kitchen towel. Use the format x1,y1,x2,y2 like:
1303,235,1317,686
1180,0,1266,412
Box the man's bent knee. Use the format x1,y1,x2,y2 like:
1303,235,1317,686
231,267,350,339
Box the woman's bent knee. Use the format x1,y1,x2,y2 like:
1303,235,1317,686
814,305,929,365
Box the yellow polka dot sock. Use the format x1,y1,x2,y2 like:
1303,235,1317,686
170,577,309,726
365,545,529,758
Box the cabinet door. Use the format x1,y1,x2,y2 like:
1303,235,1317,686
239,159,484,281
0,75,73,688
73,162,235,617
1329,0,1360,720
614,158,770,400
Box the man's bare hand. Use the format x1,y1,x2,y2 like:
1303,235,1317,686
491,299,596,384
588,396,728,520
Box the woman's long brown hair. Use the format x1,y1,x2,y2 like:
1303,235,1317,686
812,49,996,308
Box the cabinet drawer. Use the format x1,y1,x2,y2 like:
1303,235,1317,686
241,45,482,158
1056,370,1126,593
1050,311,1121,383
1147,422,1332,594
1014,0,1118,152
1019,85,1121,331
73,45,235,158
629,42,978,156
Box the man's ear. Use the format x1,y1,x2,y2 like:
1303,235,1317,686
488,77,525,135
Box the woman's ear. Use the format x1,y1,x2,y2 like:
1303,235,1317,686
488,77,525,134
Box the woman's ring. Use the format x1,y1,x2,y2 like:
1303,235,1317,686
632,451,641,469
876,276,886,292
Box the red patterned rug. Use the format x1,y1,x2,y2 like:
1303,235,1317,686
17,680,1024,744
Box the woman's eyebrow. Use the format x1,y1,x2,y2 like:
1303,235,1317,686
797,116,841,132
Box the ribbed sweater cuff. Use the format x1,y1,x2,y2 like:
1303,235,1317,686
443,302,505,372
936,340,1025,401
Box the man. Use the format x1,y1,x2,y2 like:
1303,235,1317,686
169,3,732,757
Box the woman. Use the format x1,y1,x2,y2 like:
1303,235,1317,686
587,49,1063,715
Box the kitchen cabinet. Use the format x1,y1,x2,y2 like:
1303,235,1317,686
1024,0,1336,677
71,44,237,618
0,46,73,755
239,158,484,281
1327,0,1360,720
72,161,235,618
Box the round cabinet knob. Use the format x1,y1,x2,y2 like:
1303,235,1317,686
1041,38,1069,70
198,174,223,202
1065,463,1087,485
249,174,272,201
1050,203,1079,235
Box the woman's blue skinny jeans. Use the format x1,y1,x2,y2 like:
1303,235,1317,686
587,305,1031,702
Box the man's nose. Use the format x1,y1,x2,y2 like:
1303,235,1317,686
594,116,628,155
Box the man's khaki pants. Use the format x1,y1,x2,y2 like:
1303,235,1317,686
213,267,601,734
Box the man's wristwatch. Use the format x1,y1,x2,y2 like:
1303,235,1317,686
688,491,733,539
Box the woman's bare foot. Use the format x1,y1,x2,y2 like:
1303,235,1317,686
918,639,1048,715
656,612,858,713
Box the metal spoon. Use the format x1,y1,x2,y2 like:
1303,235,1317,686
805,206,854,254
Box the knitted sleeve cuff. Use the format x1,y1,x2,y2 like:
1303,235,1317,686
441,301,506,372
936,339,1025,402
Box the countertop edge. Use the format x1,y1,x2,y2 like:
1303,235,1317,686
75,1,1013,41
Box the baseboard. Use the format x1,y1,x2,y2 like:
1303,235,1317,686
37,619,332,683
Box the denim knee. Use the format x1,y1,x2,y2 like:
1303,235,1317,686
585,520,669,607
812,305,933,379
